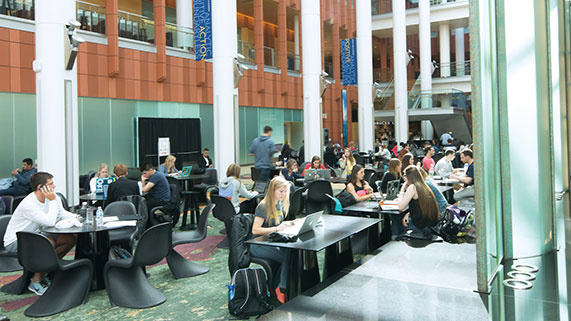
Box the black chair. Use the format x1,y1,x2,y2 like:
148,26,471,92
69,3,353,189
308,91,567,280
12,195,26,212
369,172,381,192
211,195,236,249
1,196,14,214
364,168,375,183
56,192,70,211
104,223,171,309
17,232,93,317
119,195,149,240
83,171,96,194
0,216,21,272
167,203,214,279
305,180,333,214
286,188,305,220
193,168,218,203
150,184,181,227
103,201,138,250
126,168,141,181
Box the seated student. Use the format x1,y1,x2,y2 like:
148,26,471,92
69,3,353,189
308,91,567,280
377,144,392,161
346,165,375,202
89,163,110,194
219,163,258,213
251,176,293,303
0,158,37,196
3,172,77,295
104,164,141,208
435,149,455,178
450,149,474,201
380,158,402,193
158,155,179,176
338,148,355,177
422,146,435,172
280,159,302,183
401,153,415,174
198,148,213,169
421,169,449,217
302,156,326,176
140,164,171,212
396,166,439,236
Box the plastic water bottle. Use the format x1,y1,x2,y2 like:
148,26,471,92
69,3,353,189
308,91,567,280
96,207,104,228
80,202,89,225
429,164,435,177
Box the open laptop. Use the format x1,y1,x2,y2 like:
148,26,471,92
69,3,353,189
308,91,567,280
180,166,192,178
282,211,323,236
304,169,317,183
385,180,400,200
315,169,331,180
252,181,268,195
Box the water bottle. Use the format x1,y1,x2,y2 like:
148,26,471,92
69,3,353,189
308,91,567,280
83,203,93,225
96,207,104,228
79,202,87,219
429,164,435,177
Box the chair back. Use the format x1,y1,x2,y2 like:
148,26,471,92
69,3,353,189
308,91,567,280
0,215,11,251
287,188,304,220
203,168,218,185
126,168,141,181
364,169,375,182
103,201,137,217
56,193,70,211
195,203,215,241
1,196,14,214
17,232,60,273
211,195,236,222
84,171,96,193
133,223,171,266
368,172,381,192
307,180,333,203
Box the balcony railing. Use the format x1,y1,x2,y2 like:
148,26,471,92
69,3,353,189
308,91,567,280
433,60,471,78
165,22,194,51
237,40,255,64
371,0,467,15
373,68,394,83
408,89,468,110
264,46,279,68
77,1,105,34
118,10,154,44
287,52,300,71
0,0,34,20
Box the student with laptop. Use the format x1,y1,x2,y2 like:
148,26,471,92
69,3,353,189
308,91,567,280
140,163,171,214
346,165,375,202
89,163,110,193
251,176,293,304
158,155,179,176
302,155,326,176
218,163,258,213
380,158,403,193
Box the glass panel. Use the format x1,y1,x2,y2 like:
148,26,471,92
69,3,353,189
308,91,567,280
110,99,137,166
199,104,214,160
80,97,111,173
433,61,471,78
118,10,155,44
259,108,285,144
165,23,194,52
0,93,15,174
263,46,279,67
76,1,106,34
287,53,300,71
13,93,37,168
0,0,34,20
238,40,256,64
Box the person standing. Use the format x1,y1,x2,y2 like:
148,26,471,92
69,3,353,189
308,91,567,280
440,131,453,146
249,126,276,181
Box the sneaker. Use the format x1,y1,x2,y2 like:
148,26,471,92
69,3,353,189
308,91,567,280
28,280,47,296
275,287,288,304
40,275,51,287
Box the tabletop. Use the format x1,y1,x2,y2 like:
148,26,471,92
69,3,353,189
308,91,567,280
42,223,128,234
170,174,209,181
79,194,106,201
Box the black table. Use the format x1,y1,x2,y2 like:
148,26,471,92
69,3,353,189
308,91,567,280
246,215,381,298
79,194,106,201
170,174,208,230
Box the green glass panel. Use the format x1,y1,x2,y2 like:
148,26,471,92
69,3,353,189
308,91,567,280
199,104,214,159
80,97,111,173
111,99,138,167
0,93,15,174
241,106,258,164
13,94,37,168
258,107,285,144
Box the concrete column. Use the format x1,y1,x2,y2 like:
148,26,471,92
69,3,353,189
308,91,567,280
419,0,433,140
278,0,287,92
356,0,374,152
34,0,79,205
439,23,450,77
294,15,300,70
254,0,264,84
212,0,237,180
302,1,322,160
455,27,465,76
176,0,193,49
392,0,408,143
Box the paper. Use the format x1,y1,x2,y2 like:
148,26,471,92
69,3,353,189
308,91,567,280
102,216,119,223
383,200,398,205
55,218,82,229
381,205,399,211
104,220,137,228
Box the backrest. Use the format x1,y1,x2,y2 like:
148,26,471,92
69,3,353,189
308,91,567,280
364,169,375,182
307,180,333,203
133,223,171,266
126,168,141,181
56,192,70,211
85,171,96,192
166,183,181,214
119,195,149,240
375,181,383,195
368,172,381,192
1,196,14,214
195,203,215,240
103,201,137,217
211,195,236,222
287,188,304,220
17,232,60,272
203,168,218,185
0,215,11,250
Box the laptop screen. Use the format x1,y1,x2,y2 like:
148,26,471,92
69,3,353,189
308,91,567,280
253,181,268,194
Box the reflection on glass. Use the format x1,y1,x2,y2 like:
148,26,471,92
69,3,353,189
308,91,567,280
264,46,279,68
118,10,155,44
165,22,194,52
287,53,300,71
76,1,106,34
407,89,468,110
237,40,255,64
433,61,471,78
0,0,34,20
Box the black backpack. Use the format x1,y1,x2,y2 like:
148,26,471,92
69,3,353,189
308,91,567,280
227,268,273,318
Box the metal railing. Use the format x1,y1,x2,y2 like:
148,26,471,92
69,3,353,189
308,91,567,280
117,10,154,44
76,1,105,34
433,60,471,78
165,22,194,51
264,46,279,68
371,0,467,15
373,68,394,83
408,89,468,110
287,52,300,71
237,40,256,64
0,0,34,20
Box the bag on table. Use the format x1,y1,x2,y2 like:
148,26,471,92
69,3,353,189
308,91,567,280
227,267,273,318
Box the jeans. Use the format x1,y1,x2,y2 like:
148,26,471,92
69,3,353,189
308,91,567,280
0,187,29,196
257,168,271,182
250,244,290,289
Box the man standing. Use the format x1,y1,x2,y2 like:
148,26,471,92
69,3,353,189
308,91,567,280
434,149,455,178
422,146,435,172
450,149,474,200
0,158,37,196
3,172,77,295
104,164,141,207
140,164,171,211
249,126,276,181
198,148,213,169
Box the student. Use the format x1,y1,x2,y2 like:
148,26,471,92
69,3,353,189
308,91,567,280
280,159,302,183
434,149,455,178
377,144,392,161
401,153,415,174
338,148,355,177
158,155,179,175
422,146,435,172
251,176,293,303
89,163,110,194
198,148,214,169
249,126,276,181
302,156,326,176
104,164,141,208
346,165,375,202
3,172,77,295
380,158,402,193
396,166,439,235
219,163,258,213
421,169,449,216
397,143,410,161
0,158,37,196
450,149,475,200
140,163,171,212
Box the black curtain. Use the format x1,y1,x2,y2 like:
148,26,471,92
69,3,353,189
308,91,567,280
138,118,202,168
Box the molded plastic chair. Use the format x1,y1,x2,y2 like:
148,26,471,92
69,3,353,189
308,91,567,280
0,216,21,272
119,195,149,241
103,201,138,249
364,169,376,183
211,195,236,249
104,223,171,309
12,195,26,212
368,172,381,192
17,232,93,317
193,168,218,203
55,193,69,211
1,196,14,214
305,180,333,214
150,184,181,227
167,204,214,279
286,188,305,220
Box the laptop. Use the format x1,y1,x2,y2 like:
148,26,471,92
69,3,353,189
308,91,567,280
304,169,317,183
95,177,117,196
252,181,268,195
282,211,324,236
180,166,192,178
385,180,400,200
315,169,331,180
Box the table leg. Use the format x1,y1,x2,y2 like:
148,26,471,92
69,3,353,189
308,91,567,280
299,251,320,293
75,231,110,291
323,238,353,279
287,249,300,299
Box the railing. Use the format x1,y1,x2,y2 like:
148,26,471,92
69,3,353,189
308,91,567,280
165,22,194,51
117,10,154,44
433,60,471,78
264,46,279,68
0,0,34,20
371,0,467,15
408,89,467,110
373,68,393,83
77,1,105,34
237,40,256,64
287,52,300,71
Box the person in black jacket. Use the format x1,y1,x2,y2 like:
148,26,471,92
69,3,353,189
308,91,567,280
104,164,140,208
381,158,403,193
198,148,213,169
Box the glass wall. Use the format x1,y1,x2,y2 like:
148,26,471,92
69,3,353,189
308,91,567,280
0,0,34,20
77,1,106,34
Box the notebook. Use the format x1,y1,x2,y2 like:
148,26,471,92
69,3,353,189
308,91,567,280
282,211,324,236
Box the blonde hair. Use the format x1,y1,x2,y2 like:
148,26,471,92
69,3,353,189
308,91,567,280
226,163,241,179
162,155,176,171
388,158,401,179
96,163,109,178
260,176,290,225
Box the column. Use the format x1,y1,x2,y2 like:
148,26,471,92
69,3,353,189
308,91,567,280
153,0,167,82
392,0,408,143
356,0,374,152
455,27,465,76
302,1,322,160
294,14,300,70
212,0,237,180
35,0,79,205
419,0,433,140
176,0,193,50
105,0,119,76
254,0,264,88
439,23,450,77
278,0,287,93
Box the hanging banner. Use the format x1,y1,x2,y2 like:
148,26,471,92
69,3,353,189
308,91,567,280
341,38,358,86
194,0,212,61
342,89,348,147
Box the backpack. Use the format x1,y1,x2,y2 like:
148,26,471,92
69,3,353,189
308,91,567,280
433,205,474,242
336,189,356,208
227,268,273,317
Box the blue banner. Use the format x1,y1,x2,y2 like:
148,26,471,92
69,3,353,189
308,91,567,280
342,89,348,147
341,38,357,86
194,0,212,61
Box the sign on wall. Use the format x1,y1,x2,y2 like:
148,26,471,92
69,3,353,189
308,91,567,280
158,137,171,157
194,0,212,61
341,38,358,86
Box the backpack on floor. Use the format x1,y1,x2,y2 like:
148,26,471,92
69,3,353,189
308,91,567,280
227,267,273,318
433,205,474,242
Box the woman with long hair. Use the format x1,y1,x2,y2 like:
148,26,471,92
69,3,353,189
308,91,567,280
346,164,375,202
302,155,326,176
219,163,258,213
397,166,439,234
89,163,110,193
339,148,355,177
380,158,402,193
158,155,179,175
251,176,293,303
280,159,303,183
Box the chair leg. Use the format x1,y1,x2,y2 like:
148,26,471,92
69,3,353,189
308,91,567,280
1,269,32,295
105,265,166,309
166,248,209,279
24,263,93,317
0,257,22,272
